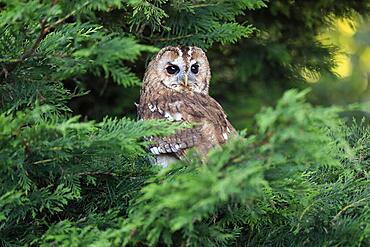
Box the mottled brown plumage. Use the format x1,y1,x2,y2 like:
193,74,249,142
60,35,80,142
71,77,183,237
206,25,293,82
138,46,236,166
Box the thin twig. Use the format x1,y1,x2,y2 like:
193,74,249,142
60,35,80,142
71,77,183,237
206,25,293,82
190,3,218,8
21,19,48,60
47,1,90,31
99,78,109,96
78,171,118,177
1,19,49,79
33,158,57,165
152,34,194,42
0,1,90,80
331,197,368,224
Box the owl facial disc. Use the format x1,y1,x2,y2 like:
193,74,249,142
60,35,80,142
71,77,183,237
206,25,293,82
146,46,211,94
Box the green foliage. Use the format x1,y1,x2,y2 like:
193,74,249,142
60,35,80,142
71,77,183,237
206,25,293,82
28,90,369,247
0,0,369,246
0,104,184,246
207,0,370,129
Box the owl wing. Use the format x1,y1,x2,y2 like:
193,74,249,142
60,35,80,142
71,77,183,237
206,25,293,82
138,91,235,158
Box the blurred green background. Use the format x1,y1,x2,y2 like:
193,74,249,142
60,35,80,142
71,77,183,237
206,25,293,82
63,1,370,130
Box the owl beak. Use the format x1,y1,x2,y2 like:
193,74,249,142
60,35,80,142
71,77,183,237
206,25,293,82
182,74,188,87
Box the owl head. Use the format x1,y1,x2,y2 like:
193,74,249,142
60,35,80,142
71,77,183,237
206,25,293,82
143,46,211,94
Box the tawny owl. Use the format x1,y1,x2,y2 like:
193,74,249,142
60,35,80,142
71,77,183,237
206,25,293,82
138,46,236,167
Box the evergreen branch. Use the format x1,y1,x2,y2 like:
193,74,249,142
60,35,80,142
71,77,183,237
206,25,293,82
46,1,90,31
0,1,90,80
331,197,369,223
0,19,48,79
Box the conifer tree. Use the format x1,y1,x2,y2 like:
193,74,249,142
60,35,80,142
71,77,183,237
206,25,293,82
0,1,369,246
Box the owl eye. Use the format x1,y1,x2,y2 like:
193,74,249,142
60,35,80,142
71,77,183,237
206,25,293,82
191,64,199,74
166,65,180,74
